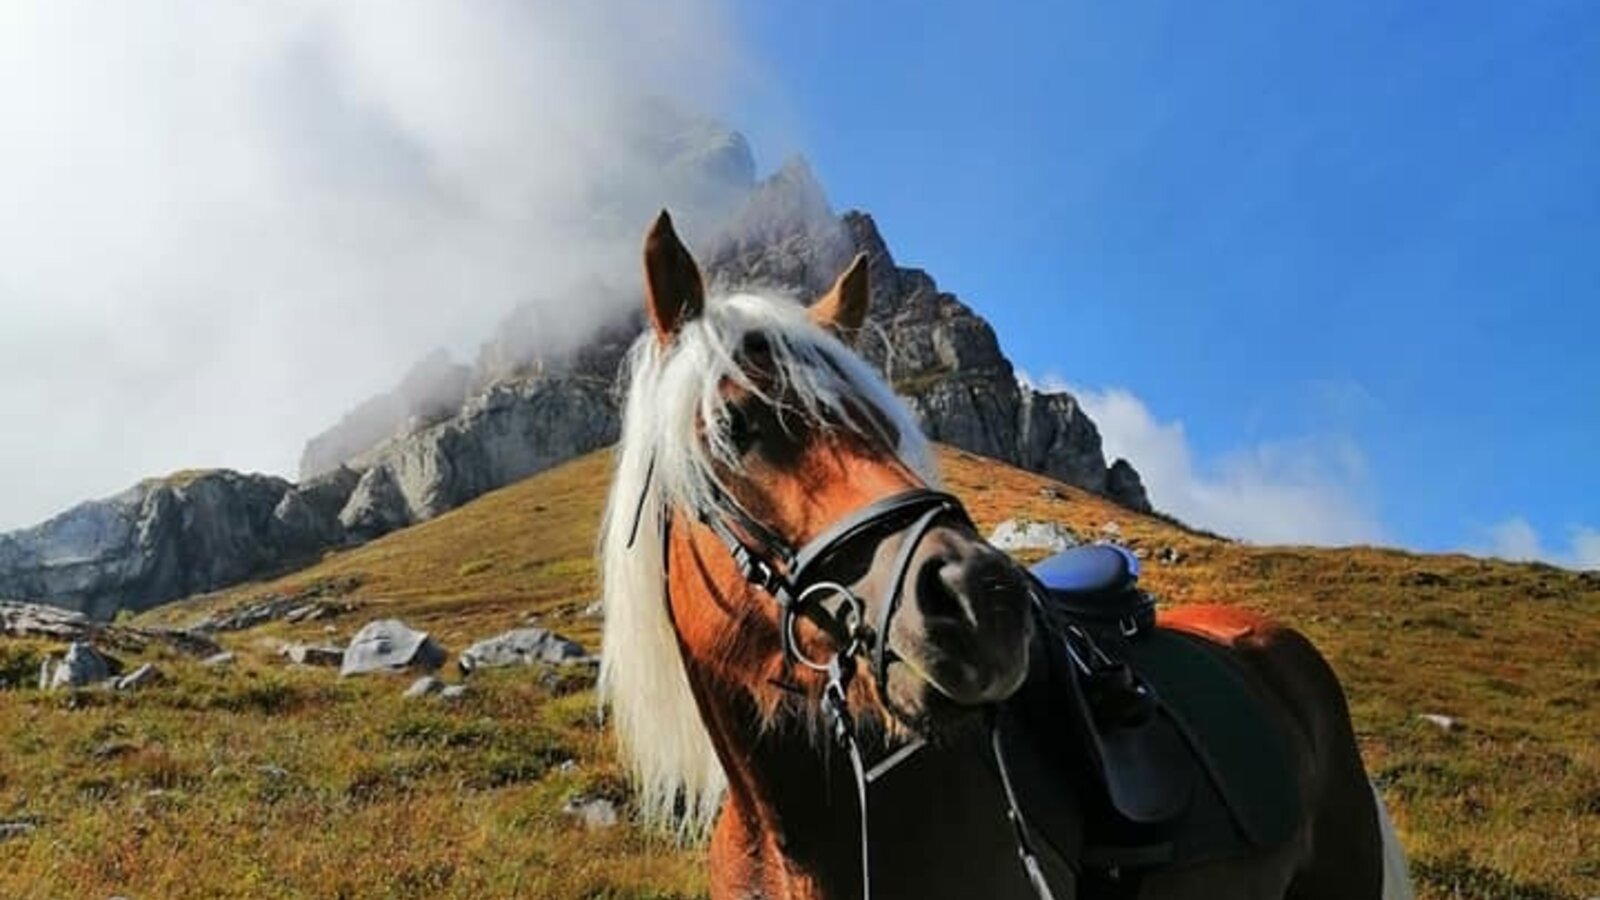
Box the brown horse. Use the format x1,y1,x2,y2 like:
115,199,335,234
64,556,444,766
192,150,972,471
599,211,1412,899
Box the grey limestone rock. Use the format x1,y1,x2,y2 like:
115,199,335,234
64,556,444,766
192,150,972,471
458,628,591,675
1,600,94,641
988,520,1080,554
0,470,350,620
280,644,344,667
403,675,444,699
562,795,620,830
114,662,163,691
340,619,445,677
46,641,117,690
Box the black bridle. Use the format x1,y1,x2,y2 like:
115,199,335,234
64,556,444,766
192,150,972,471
628,460,1058,900
697,484,967,686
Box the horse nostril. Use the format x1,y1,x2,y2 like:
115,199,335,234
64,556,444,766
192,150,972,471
914,558,973,624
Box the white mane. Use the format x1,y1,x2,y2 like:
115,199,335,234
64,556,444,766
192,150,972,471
598,289,936,837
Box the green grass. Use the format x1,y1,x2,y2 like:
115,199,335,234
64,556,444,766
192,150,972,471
2,447,1595,898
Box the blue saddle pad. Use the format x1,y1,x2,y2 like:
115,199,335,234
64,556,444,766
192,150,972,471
1031,544,1140,596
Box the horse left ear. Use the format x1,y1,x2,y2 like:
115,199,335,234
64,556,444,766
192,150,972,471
810,253,871,341
643,209,705,345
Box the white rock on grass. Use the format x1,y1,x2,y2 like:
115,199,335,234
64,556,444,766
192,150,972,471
988,519,1079,554
339,619,446,677
200,651,236,668
457,628,590,675
562,796,619,830
403,676,444,699
45,642,115,690
114,663,163,691
1417,713,1458,732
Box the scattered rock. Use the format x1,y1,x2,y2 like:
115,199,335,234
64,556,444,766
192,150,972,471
192,593,352,634
1132,547,1149,560
256,764,289,781
987,519,1079,554
438,684,469,702
140,628,223,659
114,663,163,691
562,796,619,830
45,641,118,690
579,600,604,619
556,759,578,774
91,740,136,760
280,643,344,668
1100,521,1122,538
0,820,38,842
458,628,591,675
1038,487,1066,502
200,651,236,668
340,619,446,677
1157,547,1182,565
1,600,94,641
403,676,444,699
1417,713,1458,732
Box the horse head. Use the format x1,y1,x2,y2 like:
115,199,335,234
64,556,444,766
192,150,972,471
601,210,1035,829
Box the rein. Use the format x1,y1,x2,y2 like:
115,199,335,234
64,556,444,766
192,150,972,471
630,463,1058,900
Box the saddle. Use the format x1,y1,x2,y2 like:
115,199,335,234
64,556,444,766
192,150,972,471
998,544,1302,887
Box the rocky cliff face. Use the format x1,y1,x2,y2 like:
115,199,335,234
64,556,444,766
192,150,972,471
302,157,1150,524
0,469,358,619
4,130,1148,619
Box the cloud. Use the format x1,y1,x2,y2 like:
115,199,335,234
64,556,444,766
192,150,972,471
1483,517,1600,570
1019,374,1385,545
0,0,756,529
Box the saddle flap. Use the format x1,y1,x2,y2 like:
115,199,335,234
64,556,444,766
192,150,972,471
1086,707,1196,826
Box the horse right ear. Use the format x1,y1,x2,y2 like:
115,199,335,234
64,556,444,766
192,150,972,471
643,210,705,344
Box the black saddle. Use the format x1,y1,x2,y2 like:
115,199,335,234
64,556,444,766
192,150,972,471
998,544,1302,886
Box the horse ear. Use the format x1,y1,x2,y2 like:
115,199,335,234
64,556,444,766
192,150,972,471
810,253,871,341
643,209,705,344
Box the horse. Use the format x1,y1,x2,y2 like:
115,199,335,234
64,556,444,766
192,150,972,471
598,210,1413,900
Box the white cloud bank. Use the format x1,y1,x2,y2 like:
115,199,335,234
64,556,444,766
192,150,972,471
1483,517,1600,571
1020,375,1385,546
0,0,753,530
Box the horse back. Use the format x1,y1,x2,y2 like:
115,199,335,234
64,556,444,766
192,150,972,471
1159,604,1386,898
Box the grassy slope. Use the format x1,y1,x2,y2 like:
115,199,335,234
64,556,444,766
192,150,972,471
4,447,1597,899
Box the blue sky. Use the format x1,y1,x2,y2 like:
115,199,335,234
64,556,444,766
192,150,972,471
734,1,1599,564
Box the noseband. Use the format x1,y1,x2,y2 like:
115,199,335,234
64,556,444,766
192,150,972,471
696,485,969,684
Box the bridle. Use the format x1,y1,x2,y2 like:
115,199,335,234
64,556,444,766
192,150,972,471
628,456,1060,900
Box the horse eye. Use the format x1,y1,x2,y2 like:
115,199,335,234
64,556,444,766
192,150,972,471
725,405,759,454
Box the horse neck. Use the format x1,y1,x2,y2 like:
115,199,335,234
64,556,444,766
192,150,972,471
682,655,1072,900
681,656,856,899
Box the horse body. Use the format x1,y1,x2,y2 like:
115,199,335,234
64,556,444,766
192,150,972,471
600,211,1412,900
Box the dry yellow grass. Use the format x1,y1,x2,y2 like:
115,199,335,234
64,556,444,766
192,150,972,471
3,446,1596,898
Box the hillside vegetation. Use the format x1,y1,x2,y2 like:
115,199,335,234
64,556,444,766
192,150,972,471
3,447,1596,899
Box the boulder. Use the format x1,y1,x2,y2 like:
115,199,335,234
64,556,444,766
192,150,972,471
339,619,445,677
458,628,591,675
45,641,116,689
988,519,1079,554
438,684,469,702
